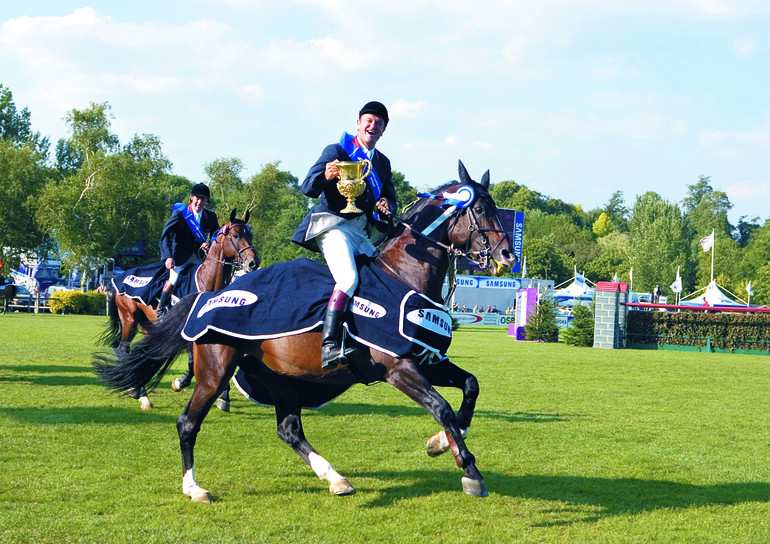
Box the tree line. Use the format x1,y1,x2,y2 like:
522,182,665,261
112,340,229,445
2,84,769,304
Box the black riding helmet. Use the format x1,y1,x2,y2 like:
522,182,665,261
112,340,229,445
190,183,210,199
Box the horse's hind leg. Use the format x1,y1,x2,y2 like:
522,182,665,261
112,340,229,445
178,344,237,503
421,360,478,457
386,358,488,497
116,314,153,411
274,400,355,496
172,347,195,392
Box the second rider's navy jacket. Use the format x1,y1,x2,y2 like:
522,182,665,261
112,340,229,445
160,207,219,265
291,142,396,252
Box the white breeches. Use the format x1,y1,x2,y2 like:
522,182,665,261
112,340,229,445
317,217,376,297
168,266,182,286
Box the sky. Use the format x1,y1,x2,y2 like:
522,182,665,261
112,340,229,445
1,1,769,226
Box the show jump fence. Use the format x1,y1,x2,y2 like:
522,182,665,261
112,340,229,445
592,281,770,355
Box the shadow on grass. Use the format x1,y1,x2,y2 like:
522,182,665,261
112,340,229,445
273,402,569,425
0,406,175,424
495,474,770,525
349,469,770,522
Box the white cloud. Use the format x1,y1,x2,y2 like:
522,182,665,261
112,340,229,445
725,180,770,199
389,100,427,119
732,35,760,57
699,125,770,148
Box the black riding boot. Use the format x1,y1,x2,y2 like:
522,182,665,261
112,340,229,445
321,309,358,370
156,288,172,319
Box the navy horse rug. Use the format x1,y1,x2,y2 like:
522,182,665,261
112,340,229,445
181,257,453,360
112,262,200,307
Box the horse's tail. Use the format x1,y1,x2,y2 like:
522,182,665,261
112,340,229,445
93,294,195,394
97,289,122,348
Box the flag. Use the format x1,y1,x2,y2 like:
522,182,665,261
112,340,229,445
746,281,753,297
670,266,682,294
521,256,527,278
612,272,619,283
700,230,714,252
574,266,585,286
629,267,633,284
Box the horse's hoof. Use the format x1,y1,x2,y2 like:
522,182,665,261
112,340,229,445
171,378,186,392
329,478,356,496
216,398,230,412
190,489,212,503
426,431,449,457
139,396,153,410
461,476,488,497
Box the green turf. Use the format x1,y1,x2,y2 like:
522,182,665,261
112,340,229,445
0,315,768,543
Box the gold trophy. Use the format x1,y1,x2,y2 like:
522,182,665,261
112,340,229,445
336,159,372,213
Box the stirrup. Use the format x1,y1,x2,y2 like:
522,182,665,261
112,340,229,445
321,342,358,370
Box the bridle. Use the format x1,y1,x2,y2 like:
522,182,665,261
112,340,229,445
204,223,257,270
394,189,508,269
376,187,509,302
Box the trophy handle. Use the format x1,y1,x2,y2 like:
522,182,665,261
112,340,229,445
361,159,372,180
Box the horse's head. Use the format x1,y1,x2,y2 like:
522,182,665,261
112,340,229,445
410,161,515,275
214,209,260,272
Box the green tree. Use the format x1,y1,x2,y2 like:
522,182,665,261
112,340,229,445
226,161,311,266
0,84,49,157
604,190,629,232
561,304,594,347
0,139,51,268
521,237,572,283
392,170,416,214
586,231,631,282
628,192,691,295
740,219,770,282
524,295,559,342
592,212,613,237
204,157,245,211
37,103,177,282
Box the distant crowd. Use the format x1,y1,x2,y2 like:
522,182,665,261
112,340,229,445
451,303,515,314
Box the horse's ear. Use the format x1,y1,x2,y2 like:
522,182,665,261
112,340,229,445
242,210,250,224
458,160,472,185
480,170,490,189
230,209,237,222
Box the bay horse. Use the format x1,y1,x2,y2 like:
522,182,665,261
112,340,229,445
94,161,515,501
100,209,259,409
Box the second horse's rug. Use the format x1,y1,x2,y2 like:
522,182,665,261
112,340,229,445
112,262,200,307
181,257,452,360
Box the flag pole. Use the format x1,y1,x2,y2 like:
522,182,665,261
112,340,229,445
710,229,715,283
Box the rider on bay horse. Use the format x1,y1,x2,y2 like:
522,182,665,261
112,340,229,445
158,182,219,390
292,101,397,370
157,182,220,318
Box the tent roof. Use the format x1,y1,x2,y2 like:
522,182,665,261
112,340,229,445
553,276,594,304
680,281,745,307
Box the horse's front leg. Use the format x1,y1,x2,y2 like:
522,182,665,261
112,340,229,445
274,401,355,496
421,359,478,457
178,343,237,503
386,358,487,497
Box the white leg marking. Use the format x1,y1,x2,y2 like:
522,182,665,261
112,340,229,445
182,466,211,502
308,452,344,484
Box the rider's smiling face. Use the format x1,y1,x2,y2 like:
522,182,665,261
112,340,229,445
190,195,206,213
356,113,386,150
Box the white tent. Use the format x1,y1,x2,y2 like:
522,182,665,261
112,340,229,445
680,280,746,308
553,271,595,306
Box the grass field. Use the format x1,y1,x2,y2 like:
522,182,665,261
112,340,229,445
0,314,768,544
